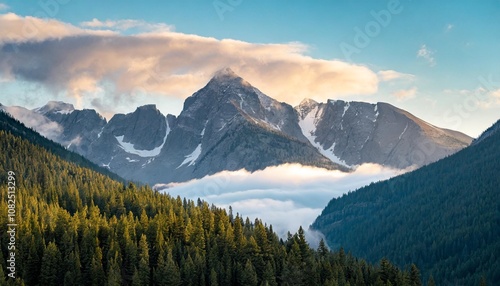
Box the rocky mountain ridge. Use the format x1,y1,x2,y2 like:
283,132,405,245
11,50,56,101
1,68,472,184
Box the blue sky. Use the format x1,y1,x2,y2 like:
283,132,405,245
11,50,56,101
1,0,499,137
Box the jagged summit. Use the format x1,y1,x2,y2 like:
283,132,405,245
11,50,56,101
212,67,239,79
137,104,157,109
35,100,75,115
296,98,320,119
299,98,319,106
135,104,161,113
209,67,252,87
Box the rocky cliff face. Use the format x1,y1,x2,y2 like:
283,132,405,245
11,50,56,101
295,99,472,168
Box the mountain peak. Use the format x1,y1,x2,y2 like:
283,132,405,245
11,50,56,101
36,101,75,115
299,98,318,107
295,98,319,118
213,67,238,79
136,104,158,111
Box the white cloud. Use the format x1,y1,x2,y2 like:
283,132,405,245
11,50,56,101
158,163,406,242
80,18,173,33
393,87,417,100
445,24,454,32
0,13,114,44
417,44,436,67
378,70,415,82
0,13,382,115
439,87,500,109
0,3,8,11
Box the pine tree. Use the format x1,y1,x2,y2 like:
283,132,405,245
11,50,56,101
409,264,422,286
137,234,151,285
210,268,219,286
239,259,258,286
427,274,435,286
154,249,181,286
262,260,277,286
40,242,62,285
63,250,83,286
107,254,122,286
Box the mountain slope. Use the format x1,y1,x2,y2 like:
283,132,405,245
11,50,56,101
312,120,500,285
295,99,472,168
472,118,500,145
0,110,124,183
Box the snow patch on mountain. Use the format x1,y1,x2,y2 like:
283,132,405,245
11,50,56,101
178,144,202,168
115,119,170,157
298,106,350,167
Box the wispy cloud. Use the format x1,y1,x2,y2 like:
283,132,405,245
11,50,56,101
441,87,500,109
0,3,8,11
445,23,454,32
158,163,406,241
417,44,436,67
0,13,382,114
0,13,114,44
378,70,415,82
393,87,417,101
80,18,173,33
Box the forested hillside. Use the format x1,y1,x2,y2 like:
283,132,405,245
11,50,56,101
312,120,500,285
0,117,420,285
0,111,124,183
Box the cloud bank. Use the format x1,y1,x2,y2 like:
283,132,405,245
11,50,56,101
0,13,381,114
158,163,405,244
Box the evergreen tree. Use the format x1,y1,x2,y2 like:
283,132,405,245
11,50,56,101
239,259,258,286
409,264,422,286
40,242,62,285
137,234,150,285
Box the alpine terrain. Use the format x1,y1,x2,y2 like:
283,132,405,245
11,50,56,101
1,68,472,184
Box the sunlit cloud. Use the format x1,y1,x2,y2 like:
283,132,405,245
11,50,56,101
417,44,436,67
0,13,114,44
378,70,415,82
158,163,407,242
393,87,417,101
80,18,173,33
0,13,380,115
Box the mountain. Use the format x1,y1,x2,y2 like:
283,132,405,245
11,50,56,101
125,68,344,184
0,112,421,286
311,119,500,285
295,98,471,168
1,68,472,184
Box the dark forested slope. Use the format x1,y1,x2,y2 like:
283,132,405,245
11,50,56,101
0,110,124,183
312,121,500,285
